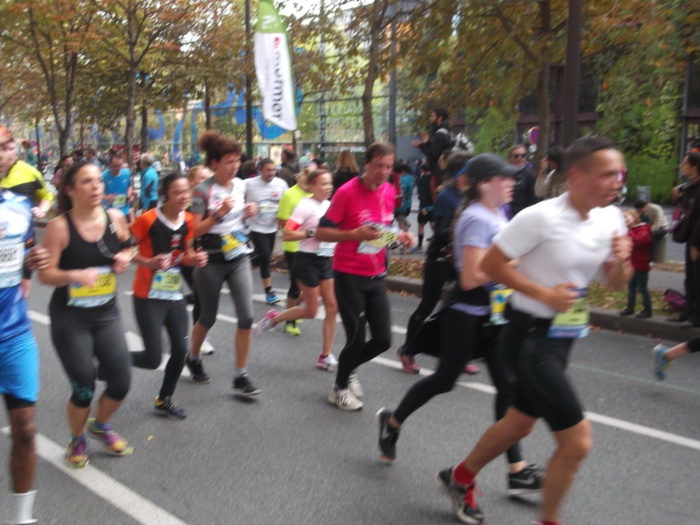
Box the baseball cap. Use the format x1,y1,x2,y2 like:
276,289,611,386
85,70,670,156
464,153,520,183
0,125,12,146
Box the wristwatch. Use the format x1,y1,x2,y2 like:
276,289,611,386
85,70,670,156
212,209,224,223
306,229,316,238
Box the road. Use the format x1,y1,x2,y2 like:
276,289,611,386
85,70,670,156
1,266,698,525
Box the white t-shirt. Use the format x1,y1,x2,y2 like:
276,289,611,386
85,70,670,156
289,197,336,256
494,193,627,318
245,176,289,233
191,177,247,235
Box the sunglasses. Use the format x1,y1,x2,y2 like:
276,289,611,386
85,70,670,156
511,154,526,159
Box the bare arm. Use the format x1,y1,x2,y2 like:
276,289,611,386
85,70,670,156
459,245,491,291
602,234,633,291
316,224,380,243
37,217,91,287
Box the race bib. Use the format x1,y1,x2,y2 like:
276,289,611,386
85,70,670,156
489,286,513,325
547,287,589,339
112,195,127,208
0,241,24,289
258,199,279,220
68,266,116,308
317,241,336,258
148,267,183,301
358,224,400,255
221,231,250,261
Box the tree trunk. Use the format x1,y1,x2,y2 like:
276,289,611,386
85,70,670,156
35,118,41,162
362,0,387,147
124,66,137,169
533,0,552,167
141,103,149,152
204,78,212,129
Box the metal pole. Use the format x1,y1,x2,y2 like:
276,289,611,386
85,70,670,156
388,14,397,146
561,0,583,147
245,0,254,158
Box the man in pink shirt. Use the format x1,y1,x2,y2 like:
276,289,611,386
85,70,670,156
317,142,413,411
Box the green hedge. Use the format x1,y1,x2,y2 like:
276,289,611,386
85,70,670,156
624,155,678,204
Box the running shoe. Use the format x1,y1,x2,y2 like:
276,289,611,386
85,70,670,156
435,467,485,525
185,356,211,384
285,321,301,336
255,309,278,336
348,373,364,398
396,346,419,374
464,363,480,375
317,353,338,372
636,309,652,319
653,344,671,381
265,290,281,305
154,396,187,420
327,386,363,411
87,418,132,456
232,374,261,397
65,435,88,468
376,407,400,463
507,463,544,496
201,338,215,355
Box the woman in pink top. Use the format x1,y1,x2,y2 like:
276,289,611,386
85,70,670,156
316,142,413,411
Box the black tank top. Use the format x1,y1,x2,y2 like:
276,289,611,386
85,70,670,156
50,211,122,308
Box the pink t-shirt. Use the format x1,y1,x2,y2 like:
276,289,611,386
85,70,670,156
322,176,395,276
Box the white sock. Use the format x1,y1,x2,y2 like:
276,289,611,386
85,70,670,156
235,368,247,377
10,490,37,524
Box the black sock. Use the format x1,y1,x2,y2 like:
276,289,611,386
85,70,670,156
265,286,272,294
418,234,424,247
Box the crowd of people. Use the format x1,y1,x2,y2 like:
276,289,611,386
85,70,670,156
0,117,697,525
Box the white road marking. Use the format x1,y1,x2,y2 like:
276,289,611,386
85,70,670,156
0,427,188,525
27,310,50,326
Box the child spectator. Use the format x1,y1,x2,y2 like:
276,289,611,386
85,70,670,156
621,209,653,318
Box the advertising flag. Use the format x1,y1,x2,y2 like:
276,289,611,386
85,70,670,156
254,0,297,131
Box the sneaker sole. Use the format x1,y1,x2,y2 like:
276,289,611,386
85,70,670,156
189,377,212,384
65,457,89,468
326,395,363,411
86,435,134,456
435,473,463,515
317,362,338,372
507,486,543,497
232,388,262,397
153,408,187,420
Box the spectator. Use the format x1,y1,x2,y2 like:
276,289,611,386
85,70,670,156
332,150,359,194
238,160,258,180
393,162,414,232
21,140,38,168
411,106,453,187
535,146,566,199
508,144,539,215
139,153,159,211
277,148,298,187
620,209,653,319
52,155,74,188
413,161,435,252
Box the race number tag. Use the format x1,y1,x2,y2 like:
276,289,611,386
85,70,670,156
221,231,250,260
547,287,589,339
68,266,117,308
148,267,183,301
489,286,513,325
358,223,400,255
0,241,24,289
112,195,127,208
258,199,279,220
317,241,336,258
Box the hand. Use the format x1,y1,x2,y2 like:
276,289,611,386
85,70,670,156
353,224,382,241
610,233,632,264
691,246,700,262
243,202,258,219
420,209,427,216
411,139,421,148
543,283,579,313
73,268,100,287
31,206,46,219
397,231,415,248
25,246,50,271
112,251,131,274
148,253,172,271
420,131,429,142
219,196,235,216
193,247,208,268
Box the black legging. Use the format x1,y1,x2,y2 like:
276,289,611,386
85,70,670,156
393,307,523,465
181,265,201,324
132,297,189,400
334,273,392,389
403,256,454,356
250,230,277,280
686,336,700,353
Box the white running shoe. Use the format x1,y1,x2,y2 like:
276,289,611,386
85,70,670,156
254,310,278,336
327,387,363,411
348,373,364,398
317,353,338,372
201,338,215,355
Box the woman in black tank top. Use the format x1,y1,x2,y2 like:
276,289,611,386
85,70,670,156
38,160,134,468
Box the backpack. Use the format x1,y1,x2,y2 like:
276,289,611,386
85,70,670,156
663,289,685,313
436,128,475,155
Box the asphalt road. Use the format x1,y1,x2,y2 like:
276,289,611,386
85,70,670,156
1,267,698,525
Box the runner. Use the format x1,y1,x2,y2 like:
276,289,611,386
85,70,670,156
245,158,289,305
276,170,312,336
130,172,208,419
434,137,631,525
653,338,700,380
186,130,260,396
317,142,413,411
102,154,134,222
377,153,543,496
255,168,339,371
38,160,135,468
0,158,50,524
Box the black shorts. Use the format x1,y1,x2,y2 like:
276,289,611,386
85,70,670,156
501,307,583,432
417,210,434,224
292,252,333,288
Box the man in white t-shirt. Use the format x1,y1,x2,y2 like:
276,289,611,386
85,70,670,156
435,137,633,525
245,158,289,304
